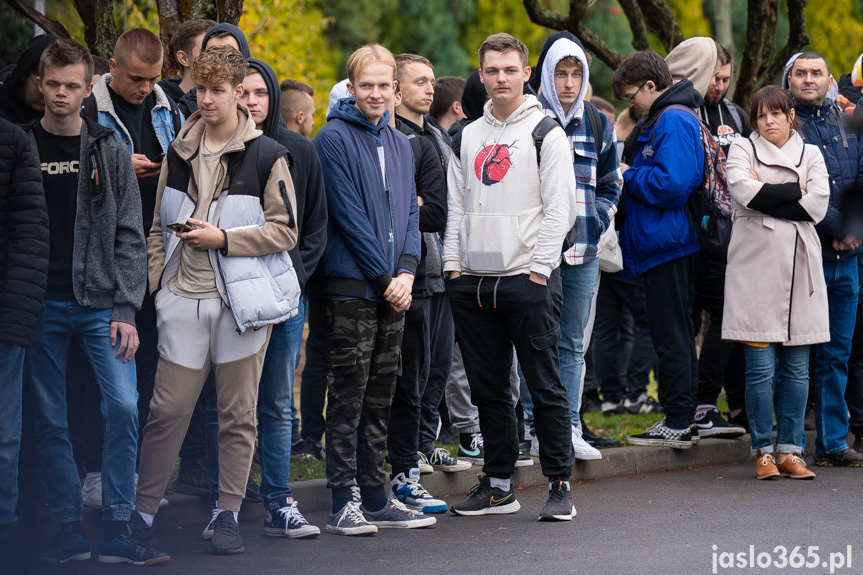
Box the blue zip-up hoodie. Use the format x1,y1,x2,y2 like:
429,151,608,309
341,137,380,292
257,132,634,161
313,98,420,301
620,79,704,278
794,100,863,261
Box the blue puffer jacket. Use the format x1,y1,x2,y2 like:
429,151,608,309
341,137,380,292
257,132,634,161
620,80,704,278
313,99,421,302
795,101,863,261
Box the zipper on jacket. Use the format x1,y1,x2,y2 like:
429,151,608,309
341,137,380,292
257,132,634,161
787,230,799,341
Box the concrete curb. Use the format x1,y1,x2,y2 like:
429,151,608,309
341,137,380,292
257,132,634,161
77,430,819,533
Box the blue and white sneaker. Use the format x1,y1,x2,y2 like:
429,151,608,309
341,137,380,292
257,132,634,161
263,495,320,538
390,469,448,514
36,524,90,564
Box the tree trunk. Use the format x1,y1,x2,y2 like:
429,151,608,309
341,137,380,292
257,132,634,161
73,0,118,57
3,0,70,39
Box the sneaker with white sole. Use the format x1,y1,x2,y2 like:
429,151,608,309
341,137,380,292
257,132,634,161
515,452,534,467
201,505,218,540
601,400,624,415
628,420,692,449
83,472,167,509
263,495,320,538
422,447,472,472
624,393,663,414
361,497,436,528
458,432,485,464
449,475,520,516
571,425,602,461
416,452,434,475
694,405,745,439
390,470,447,514
538,481,577,521
326,501,377,536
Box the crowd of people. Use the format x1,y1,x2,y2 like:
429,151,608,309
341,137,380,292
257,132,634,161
2,18,863,568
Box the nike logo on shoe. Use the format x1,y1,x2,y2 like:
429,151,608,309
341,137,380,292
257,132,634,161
461,446,481,457
490,495,512,506
697,421,714,429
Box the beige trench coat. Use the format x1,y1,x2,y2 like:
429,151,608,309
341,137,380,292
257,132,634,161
722,131,830,345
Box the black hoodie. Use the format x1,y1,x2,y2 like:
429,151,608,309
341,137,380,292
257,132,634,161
447,68,486,137
0,34,59,123
180,24,253,116
245,58,327,290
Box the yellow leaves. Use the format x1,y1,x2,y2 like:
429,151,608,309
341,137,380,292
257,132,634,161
805,0,863,79
241,0,340,136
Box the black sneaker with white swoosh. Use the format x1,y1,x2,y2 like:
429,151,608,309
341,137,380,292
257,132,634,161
694,406,746,439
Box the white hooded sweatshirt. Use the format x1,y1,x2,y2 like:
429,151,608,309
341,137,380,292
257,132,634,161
443,94,577,278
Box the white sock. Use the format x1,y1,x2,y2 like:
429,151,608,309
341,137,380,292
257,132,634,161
489,477,510,491
549,481,571,491
137,510,155,527
214,503,239,523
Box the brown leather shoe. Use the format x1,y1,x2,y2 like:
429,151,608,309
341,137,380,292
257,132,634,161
777,455,816,479
755,453,780,480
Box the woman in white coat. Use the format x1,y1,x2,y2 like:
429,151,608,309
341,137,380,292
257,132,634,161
723,86,830,480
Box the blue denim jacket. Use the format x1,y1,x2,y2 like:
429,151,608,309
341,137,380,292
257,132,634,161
90,74,182,155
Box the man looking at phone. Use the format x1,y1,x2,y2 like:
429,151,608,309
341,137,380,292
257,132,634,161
134,45,299,556
87,28,183,461
21,38,167,565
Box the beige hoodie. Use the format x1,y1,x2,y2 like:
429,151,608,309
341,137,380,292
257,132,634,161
665,37,718,97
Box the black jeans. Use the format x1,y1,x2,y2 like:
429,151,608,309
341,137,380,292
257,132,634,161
300,292,329,444
846,299,863,434
642,253,700,430
387,297,429,476
418,291,454,452
692,262,746,409
447,272,573,480
591,271,655,403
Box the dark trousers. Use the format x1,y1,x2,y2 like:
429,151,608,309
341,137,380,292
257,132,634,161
300,292,328,444
386,297,429,476
592,271,654,403
693,264,746,410
447,272,573,481
846,299,863,434
135,290,159,462
642,253,699,430
418,291,454,452
325,300,405,499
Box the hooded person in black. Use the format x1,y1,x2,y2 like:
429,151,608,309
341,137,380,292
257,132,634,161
447,69,486,137
180,23,252,116
0,34,59,123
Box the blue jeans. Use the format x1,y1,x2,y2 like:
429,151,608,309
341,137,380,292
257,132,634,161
558,259,599,426
0,341,24,528
744,343,809,456
814,258,859,454
26,301,138,523
206,297,306,508
258,295,305,508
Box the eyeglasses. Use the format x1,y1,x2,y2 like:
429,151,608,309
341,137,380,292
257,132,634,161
624,81,648,104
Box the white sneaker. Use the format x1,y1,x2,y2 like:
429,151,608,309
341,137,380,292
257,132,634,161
416,452,434,475
529,434,540,457
82,472,168,509
571,425,602,460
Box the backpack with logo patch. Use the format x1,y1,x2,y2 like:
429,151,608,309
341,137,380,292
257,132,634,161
648,104,733,260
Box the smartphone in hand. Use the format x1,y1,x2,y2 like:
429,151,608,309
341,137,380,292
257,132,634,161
166,221,201,233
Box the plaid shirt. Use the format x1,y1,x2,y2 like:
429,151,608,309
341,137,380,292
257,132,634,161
539,97,622,265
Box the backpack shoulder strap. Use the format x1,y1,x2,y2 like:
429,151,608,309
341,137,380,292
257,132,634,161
532,115,560,167
583,101,604,154
723,98,744,133
648,104,699,147
450,125,464,162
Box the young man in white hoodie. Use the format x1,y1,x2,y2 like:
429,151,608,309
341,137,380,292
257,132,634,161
444,33,578,521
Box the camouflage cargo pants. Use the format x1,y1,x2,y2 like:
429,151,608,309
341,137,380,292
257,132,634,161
324,299,405,495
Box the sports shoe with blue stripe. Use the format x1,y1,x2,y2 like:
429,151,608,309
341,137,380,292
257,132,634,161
390,469,448,513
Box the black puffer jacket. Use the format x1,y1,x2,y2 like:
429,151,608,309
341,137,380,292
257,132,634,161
0,118,49,346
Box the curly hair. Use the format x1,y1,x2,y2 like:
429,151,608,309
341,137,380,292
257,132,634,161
192,45,247,88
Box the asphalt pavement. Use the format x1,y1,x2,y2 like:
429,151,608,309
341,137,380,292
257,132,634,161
16,461,863,575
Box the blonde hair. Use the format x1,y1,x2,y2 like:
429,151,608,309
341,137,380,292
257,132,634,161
192,45,246,87
346,44,396,83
